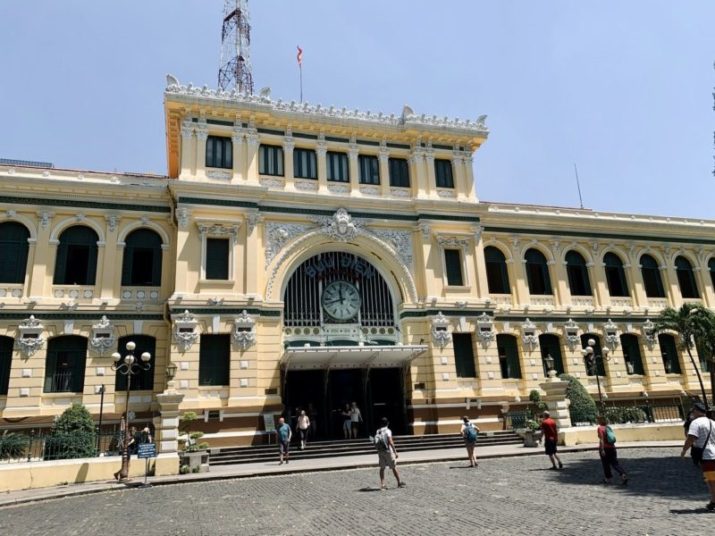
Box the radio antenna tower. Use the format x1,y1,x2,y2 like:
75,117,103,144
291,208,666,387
218,0,254,94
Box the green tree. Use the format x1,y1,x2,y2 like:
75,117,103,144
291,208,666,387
655,304,713,409
44,403,96,460
0,431,29,460
560,373,597,424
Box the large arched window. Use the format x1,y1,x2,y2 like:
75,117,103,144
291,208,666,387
604,252,629,297
115,335,156,391
0,336,12,395
675,256,699,299
496,334,521,379
484,246,510,294
53,226,98,285
658,333,681,374
121,229,163,286
539,334,564,375
581,334,606,376
640,254,665,298
620,334,644,375
525,249,552,295
565,250,591,296
0,222,30,283
44,336,87,393
709,258,715,289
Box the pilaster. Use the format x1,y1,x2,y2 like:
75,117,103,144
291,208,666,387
410,149,427,199
195,124,208,180
180,121,195,178
231,128,245,182
283,136,295,191
348,144,360,196
378,146,390,197
316,140,328,194
245,128,260,184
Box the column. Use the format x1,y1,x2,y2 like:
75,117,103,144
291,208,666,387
451,152,467,201
245,129,260,185
379,147,390,197
410,149,427,199
473,227,490,300
628,262,647,309
283,136,295,191
425,150,437,198
551,259,569,307
663,262,681,308
591,259,609,309
180,121,195,178
316,140,328,194
155,391,185,454
195,125,208,180
28,211,54,299
463,153,478,201
231,128,245,182
510,242,529,307
99,216,118,300
539,372,572,431
348,144,360,196
694,263,714,308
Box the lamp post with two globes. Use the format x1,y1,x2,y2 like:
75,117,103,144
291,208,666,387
581,338,610,409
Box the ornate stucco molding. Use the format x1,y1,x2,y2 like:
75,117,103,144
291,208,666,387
476,312,495,349
312,208,362,242
431,312,452,349
90,315,116,355
173,310,199,352
233,310,257,351
196,221,241,244
16,315,44,357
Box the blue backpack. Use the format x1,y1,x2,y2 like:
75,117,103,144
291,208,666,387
464,423,478,442
605,426,616,445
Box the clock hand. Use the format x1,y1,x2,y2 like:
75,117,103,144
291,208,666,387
323,299,343,305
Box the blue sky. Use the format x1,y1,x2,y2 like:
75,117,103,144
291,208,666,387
1,1,713,219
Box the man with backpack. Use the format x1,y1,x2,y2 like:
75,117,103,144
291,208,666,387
372,417,406,490
597,415,628,485
680,402,715,511
460,416,480,468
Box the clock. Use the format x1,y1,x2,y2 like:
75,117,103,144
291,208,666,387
321,281,361,321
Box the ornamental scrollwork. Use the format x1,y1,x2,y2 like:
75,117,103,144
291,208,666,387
370,229,413,268
173,310,199,352
642,318,656,350
264,222,311,268
90,315,116,355
563,318,580,352
16,315,44,357
521,318,538,352
476,312,495,349
603,318,619,350
233,310,257,351
431,312,452,350
196,222,241,244
314,208,362,242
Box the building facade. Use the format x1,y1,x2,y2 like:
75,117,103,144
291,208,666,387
1,77,714,446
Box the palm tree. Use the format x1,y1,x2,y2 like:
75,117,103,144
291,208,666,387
654,304,712,409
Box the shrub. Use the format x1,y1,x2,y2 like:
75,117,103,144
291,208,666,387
0,431,29,460
560,373,597,424
180,411,209,452
44,403,96,460
602,406,648,424
528,389,547,417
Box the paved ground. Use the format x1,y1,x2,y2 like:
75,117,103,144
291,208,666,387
1,446,713,536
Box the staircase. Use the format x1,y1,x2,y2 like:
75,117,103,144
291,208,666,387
208,430,522,466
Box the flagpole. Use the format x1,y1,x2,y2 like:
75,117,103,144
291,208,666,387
300,63,303,104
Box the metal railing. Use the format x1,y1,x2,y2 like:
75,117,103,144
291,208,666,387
505,411,529,430
0,429,122,463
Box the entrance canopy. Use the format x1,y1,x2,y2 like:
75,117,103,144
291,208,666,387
281,344,427,370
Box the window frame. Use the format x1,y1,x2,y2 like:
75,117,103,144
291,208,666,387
205,135,233,170
258,144,285,177
565,250,592,296
497,334,522,379
675,255,699,299
44,336,87,393
603,252,629,297
121,228,163,287
205,237,230,281
326,151,349,182
388,157,410,188
620,334,644,375
640,254,666,298
484,246,510,294
293,147,318,180
199,334,231,386
0,221,30,284
434,159,454,188
115,335,156,391
443,248,465,287
358,154,380,185
658,333,681,374
53,225,99,286
452,332,477,378
538,334,564,375
0,335,12,395
525,248,552,295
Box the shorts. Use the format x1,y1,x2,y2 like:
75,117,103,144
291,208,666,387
343,420,351,433
378,449,396,470
544,438,558,456
701,459,715,482
279,441,290,455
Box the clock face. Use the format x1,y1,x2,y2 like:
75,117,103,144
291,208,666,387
321,281,361,321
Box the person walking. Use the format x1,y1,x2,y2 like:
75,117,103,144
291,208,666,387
680,402,715,510
350,401,363,439
460,416,480,468
540,411,563,470
341,404,352,439
276,417,292,465
597,416,628,485
296,409,311,450
372,417,406,490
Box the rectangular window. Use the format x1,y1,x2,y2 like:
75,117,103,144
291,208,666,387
435,159,454,188
327,151,349,182
206,238,229,280
444,249,464,286
453,333,476,378
206,136,233,169
388,157,410,187
199,334,230,386
130,248,155,286
293,148,317,179
497,335,521,379
358,155,380,185
658,334,681,374
259,144,284,176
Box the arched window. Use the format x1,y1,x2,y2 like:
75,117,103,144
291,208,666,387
620,334,644,375
53,226,98,285
581,334,606,376
497,334,521,379
640,254,665,298
484,246,510,294
44,336,87,393
565,250,591,296
0,336,12,395
0,222,30,284
658,333,681,374
115,335,156,391
525,249,552,295
709,258,715,289
675,256,699,299
603,252,629,297
538,334,564,375
121,229,163,286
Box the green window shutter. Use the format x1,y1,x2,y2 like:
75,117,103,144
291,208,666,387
358,155,379,184
0,336,12,395
453,333,476,378
206,238,229,280
0,222,30,283
206,136,232,169
294,148,317,179
497,334,521,379
444,249,464,286
435,159,454,188
388,158,409,187
199,334,231,386
327,152,349,182
525,249,552,295
675,256,699,298
640,255,665,298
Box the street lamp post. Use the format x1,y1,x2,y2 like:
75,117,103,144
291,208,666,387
96,384,105,453
543,353,555,377
581,338,610,409
112,341,151,480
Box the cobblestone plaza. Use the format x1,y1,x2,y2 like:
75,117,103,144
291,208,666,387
1,448,712,536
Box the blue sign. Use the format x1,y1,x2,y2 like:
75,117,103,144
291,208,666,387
137,443,157,459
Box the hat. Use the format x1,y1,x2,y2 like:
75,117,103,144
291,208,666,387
692,402,707,413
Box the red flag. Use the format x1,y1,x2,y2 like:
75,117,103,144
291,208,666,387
297,45,303,66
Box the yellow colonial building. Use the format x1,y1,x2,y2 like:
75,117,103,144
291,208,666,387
0,76,714,446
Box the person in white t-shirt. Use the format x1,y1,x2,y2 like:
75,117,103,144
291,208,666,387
350,401,363,439
373,417,406,490
681,402,715,511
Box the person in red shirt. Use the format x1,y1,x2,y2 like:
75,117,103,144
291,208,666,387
540,411,563,470
597,416,628,485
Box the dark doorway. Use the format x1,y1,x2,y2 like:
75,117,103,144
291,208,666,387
283,370,327,439
369,368,406,435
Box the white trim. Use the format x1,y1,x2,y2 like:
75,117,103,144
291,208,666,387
410,417,501,427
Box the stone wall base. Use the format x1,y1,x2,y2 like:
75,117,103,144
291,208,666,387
560,422,684,446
